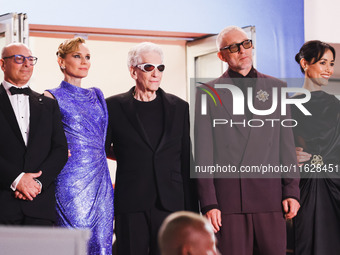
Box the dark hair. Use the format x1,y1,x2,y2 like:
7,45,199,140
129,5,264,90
295,40,336,74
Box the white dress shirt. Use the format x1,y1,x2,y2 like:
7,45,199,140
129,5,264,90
2,81,30,191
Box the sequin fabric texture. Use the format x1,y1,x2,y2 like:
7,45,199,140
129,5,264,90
48,81,114,255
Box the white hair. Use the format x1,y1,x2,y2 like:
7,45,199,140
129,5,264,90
127,42,164,68
216,26,248,51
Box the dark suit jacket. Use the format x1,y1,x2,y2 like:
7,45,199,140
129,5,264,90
195,71,299,214
0,84,68,222
106,87,198,214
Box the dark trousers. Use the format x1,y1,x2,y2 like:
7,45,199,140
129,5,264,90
216,212,286,255
115,205,171,255
0,210,53,226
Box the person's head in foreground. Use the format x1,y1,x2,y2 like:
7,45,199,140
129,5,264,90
158,211,219,255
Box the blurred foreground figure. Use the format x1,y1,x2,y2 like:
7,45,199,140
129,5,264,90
158,211,219,255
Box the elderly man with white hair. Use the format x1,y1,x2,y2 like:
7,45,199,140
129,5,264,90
106,42,198,255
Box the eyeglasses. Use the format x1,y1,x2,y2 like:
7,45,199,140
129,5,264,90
220,39,253,53
2,54,38,65
136,63,165,72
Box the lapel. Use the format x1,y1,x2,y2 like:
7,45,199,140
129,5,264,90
214,73,251,139
0,84,25,146
155,88,175,152
241,72,278,165
26,91,43,149
251,74,276,119
120,87,154,150
120,87,176,152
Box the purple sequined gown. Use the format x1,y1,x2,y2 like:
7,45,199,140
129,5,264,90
48,81,114,255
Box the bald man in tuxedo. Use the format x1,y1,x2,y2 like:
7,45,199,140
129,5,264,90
0,43,68,225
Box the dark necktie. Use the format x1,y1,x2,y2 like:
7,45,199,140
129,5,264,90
9,86,31,95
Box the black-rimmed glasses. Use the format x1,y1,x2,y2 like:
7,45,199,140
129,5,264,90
3,54,38,65
136,63,165,72
220,39,253,53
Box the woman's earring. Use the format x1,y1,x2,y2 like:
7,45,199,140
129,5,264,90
304,67,307,71
61,66,66,69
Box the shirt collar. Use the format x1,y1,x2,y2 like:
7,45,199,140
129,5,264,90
2,80,30,97
2,80,30,92
227,66,257,78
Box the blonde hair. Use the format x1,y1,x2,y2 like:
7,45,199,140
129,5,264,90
56,37,86,59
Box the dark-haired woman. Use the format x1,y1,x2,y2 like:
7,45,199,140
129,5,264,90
292,40,340,255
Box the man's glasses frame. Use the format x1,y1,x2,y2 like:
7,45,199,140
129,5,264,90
2,54,38,65
136,63,165,72
220,39,253,53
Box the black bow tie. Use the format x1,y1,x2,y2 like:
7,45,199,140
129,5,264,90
9,86,31,95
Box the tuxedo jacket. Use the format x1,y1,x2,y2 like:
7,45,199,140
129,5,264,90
195,71,299,214
0,84,68,222
106,87,198,214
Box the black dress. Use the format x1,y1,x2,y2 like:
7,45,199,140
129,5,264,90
291,91,340,255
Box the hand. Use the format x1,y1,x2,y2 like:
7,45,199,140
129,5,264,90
68,150,71,158
296,147,311,166
282,198,300,219
16,171,42,201
14,191,28,200
205,209,222,233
